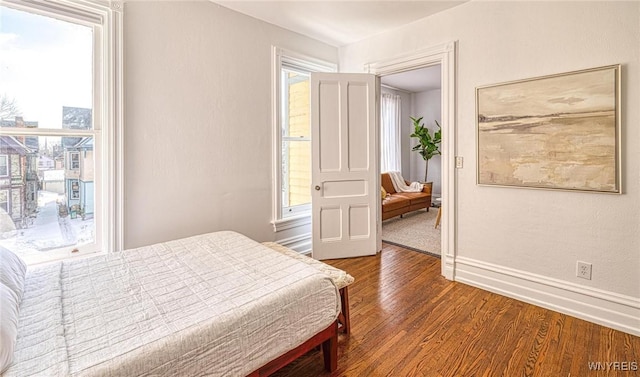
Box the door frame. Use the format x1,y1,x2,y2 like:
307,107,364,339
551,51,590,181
366,41,457,280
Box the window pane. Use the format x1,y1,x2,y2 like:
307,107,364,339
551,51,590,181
0,6,93,130
283,140,311,208
0,155,8,176
0,136,95,263
282,69,310,139
0,5,96,263
281,67,311,213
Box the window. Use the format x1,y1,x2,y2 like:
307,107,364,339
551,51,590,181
0,190,7,212
272,47,336,228
380,93,402,173
0,1,122,264
0,155,7,176
69,152,80,170
281,67,311,215
70,180,80,199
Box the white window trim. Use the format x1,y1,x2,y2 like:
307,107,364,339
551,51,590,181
271,47,336,232
0,0,124,257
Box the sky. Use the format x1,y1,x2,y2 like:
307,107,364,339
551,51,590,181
0,5,92,129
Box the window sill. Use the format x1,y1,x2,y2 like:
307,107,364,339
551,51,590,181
272,213,311,232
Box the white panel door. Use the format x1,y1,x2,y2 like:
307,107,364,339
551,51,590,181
311,73,379,260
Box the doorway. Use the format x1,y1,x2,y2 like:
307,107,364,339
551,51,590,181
380,65,442,258
367,41,456,279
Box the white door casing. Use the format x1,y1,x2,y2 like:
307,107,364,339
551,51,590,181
366,41,457,279
311,73,379,260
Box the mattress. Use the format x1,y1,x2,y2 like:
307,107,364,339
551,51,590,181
3,231,340,377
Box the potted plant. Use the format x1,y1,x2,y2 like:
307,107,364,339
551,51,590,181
410,116,442,182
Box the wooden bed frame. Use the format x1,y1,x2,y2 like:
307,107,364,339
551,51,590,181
247,321,338,376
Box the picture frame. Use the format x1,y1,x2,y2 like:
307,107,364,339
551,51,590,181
476,65,621,193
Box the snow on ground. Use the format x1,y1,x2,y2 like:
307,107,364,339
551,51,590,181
0,191,94,264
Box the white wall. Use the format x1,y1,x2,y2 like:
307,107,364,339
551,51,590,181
123,1,337,248
410,89,442,195
340,1,640,334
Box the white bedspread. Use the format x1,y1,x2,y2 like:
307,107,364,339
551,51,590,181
3,231,340,377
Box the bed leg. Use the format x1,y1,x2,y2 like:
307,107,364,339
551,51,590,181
338,287,350,334
322,323,338,372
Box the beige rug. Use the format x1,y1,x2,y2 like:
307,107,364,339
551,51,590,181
382,208,441,257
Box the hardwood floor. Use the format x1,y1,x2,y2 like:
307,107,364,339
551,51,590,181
273,243,640,377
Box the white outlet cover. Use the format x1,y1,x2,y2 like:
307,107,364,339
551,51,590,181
577,261,592,280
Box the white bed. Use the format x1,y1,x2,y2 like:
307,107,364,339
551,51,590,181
0,231,340,376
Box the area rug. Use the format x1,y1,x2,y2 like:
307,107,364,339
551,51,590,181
382,208,441,257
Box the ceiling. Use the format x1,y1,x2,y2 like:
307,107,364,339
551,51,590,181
213,1,466,47
381,65,441,93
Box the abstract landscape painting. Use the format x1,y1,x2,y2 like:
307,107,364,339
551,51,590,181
476,65,620,193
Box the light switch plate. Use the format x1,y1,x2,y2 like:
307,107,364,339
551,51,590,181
455,156,464,168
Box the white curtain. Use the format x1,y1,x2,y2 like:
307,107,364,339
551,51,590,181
380,93,402,173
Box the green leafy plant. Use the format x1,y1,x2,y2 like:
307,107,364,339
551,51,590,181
410,116,442,182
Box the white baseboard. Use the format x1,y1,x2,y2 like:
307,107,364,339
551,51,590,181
454,256,640,336
442,252,455,280
276,233,311,255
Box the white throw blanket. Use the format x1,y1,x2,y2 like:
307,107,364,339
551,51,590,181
388,171,424,192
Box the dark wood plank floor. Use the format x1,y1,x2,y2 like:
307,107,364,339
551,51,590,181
273,243,640,377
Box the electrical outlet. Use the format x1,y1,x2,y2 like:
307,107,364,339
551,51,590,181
577,261,592,280
455,156,464,169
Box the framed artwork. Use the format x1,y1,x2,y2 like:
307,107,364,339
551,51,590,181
476,65,621,193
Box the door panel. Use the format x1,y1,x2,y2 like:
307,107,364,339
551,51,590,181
322,180,367,198
349,205,370,238
320,207,342,241
347,83,370,171
311,73,379,260
319,81,341,172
